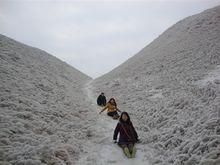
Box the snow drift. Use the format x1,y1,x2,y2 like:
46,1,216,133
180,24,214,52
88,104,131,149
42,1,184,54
0,34,91,165
92,6,220,165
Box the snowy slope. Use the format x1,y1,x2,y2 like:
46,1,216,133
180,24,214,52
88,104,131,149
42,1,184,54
75,80,151,165
0,34,92,165
92,6,220,165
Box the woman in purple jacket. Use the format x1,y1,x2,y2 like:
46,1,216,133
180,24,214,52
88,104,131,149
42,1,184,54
113,112,139,158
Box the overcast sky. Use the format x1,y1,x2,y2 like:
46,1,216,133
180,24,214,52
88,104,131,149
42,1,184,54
1,0,220,78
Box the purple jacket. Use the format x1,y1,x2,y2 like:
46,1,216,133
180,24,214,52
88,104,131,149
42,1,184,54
113,121,138,145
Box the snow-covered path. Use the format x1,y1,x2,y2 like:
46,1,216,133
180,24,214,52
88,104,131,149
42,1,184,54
76,80,150,165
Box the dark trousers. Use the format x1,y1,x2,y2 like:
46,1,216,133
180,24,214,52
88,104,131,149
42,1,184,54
107,111,119,118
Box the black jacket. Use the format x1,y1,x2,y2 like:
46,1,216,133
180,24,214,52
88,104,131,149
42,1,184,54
97,95,106,106
113,121,138,145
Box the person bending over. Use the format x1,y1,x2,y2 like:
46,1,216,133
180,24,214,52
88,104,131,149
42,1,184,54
99,98,120,119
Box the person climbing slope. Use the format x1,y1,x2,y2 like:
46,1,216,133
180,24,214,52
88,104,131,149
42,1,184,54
113,112,139,158
99,98,120,119
97,92,106,106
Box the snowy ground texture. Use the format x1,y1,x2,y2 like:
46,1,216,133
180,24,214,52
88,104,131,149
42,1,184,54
1,5,220,165
75,80,151,165
92,6,220,165
0,35,151,165
0,35,92,165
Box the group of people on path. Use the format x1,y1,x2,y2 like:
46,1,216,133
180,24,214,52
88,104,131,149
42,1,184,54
97,93,139,158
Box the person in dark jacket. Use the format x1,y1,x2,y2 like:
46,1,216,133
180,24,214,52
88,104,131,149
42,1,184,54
97,92,106,106
113,112,139,158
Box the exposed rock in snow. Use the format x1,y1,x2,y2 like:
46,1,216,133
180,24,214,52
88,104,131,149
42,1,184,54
92,6,220,165
0,34,91,164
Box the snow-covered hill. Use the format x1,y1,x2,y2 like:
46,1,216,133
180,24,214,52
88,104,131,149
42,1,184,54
0,34,92,164
92,6,220,165
1,5,220,165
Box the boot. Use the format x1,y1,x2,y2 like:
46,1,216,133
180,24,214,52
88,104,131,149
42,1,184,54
131,146,137,158
123,147,132,158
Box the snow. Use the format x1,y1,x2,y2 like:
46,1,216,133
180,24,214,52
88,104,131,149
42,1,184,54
92,6,220,165
0,34,152,164
1,5,220,165
196,65,220,86
0,34,92,164
76,81,150,165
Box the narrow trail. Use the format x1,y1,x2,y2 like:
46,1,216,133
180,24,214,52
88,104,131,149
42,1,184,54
76,80,150,165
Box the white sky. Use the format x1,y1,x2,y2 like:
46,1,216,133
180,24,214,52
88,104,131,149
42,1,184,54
1,0,220,78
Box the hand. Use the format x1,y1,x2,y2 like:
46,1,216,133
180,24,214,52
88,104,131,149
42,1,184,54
99,111,102,114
